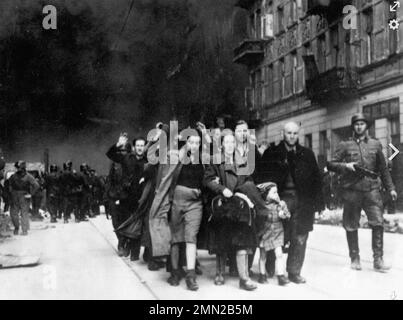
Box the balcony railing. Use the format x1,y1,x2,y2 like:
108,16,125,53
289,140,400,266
234,39,266,66
235,0,258,10
305,67,360,102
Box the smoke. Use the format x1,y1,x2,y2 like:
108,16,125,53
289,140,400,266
0,0,247,174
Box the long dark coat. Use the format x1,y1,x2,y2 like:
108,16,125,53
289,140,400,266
259,141,324,234
204,157,257,254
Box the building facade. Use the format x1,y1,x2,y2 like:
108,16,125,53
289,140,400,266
234,0,403,208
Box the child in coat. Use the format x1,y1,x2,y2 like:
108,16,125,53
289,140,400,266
257,182,290,286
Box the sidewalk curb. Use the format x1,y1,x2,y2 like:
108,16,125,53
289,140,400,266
88,218,159,300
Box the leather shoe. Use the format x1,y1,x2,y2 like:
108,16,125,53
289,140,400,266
214,274,225,286
167,270,181,286
351,257,362,271
258,274,268,284
130,253,139,261
239,279,257,291
374,258,391,273
148,260,161,271
277,275,290,286
288,274,306,284
186,270,199,291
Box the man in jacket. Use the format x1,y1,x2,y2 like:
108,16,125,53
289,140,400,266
260,122,324,284
106,135,148,261
9,161,40,235
328,113,397,272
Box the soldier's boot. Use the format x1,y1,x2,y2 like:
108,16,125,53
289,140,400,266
372,226,391,273
346,231,362,270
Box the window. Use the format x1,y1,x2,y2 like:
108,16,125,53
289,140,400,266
363,98,400,120
291,0,298,23
296,49,305,92
277,5,285,33
292,52,298,94
319,130,328,156
261,13,274,38
363,8,373,65
256,9,262,39
305,134,312,149
265,64,274,105
279,58,285,97
330,26,339,68
363,98,400,143
390,117,400,145
255,69,263,110
389,9,398,55
317,35,326,72
273,61,280,102
249,13,256,38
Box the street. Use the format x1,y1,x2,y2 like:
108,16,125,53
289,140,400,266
1,216,402,300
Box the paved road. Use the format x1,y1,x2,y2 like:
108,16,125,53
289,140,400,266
1,216,402,300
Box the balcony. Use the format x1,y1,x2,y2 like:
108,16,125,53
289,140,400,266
307,0,353,21
234,39,266,66
305,67,360,103
235,0,258,10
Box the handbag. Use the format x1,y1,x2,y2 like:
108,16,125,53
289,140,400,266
210,195,252,225
115,214,143,240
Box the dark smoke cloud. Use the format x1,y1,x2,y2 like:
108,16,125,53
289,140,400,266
0,0,247,174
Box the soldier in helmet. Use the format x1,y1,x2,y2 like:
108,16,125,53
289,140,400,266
60,161,75,223
328,113,397,273
78,163,91,219
44,164,61,223
8,161,40,235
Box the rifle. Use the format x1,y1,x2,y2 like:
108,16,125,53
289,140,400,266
353,165,379,179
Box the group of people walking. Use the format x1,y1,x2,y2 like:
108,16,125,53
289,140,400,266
0,159,105,236
104,112,396,292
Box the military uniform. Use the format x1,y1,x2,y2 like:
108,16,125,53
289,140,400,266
328,113,395,272
329,136,394,229
44,166,61,223
74,170,88,221
9,162,40,235
60,163,76,222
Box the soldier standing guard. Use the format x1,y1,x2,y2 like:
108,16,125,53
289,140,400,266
328,113,397,272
